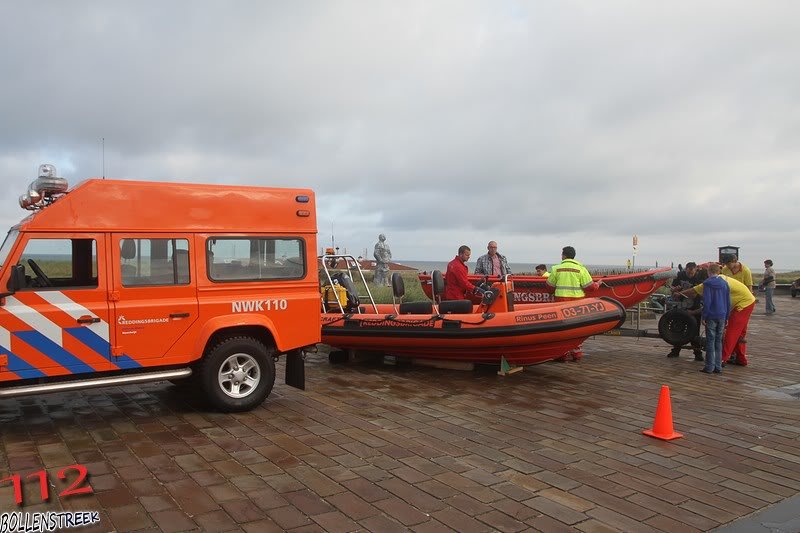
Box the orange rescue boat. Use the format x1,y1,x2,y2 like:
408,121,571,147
321,265,626,366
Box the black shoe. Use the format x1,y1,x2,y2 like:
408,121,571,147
713,369,721,373
667,350,680,358
700,368,713,373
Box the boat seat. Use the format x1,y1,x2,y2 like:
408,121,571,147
432,270,445,298
399,301,434,315
439,300,472,314
392,272,405,298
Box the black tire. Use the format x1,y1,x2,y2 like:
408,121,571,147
200,337,276,412
658,309,699,347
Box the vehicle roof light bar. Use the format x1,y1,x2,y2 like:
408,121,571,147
19,164,69,210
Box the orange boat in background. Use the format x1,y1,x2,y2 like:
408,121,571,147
418,267,674,308
320,262,626,366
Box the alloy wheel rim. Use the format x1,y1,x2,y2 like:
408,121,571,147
217,353,260,398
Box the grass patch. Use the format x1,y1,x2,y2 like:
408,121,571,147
20,258,73,277
340,270,429,304
776,271,800,283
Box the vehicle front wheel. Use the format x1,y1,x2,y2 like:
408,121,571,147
200,337,276,412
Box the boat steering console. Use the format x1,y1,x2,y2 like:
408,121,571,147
474,277,501,307
474,275,515,313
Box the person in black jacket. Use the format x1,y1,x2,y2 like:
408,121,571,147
671,262,703,288
668,262,707,361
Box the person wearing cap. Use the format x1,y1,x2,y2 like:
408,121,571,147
759,259,777,315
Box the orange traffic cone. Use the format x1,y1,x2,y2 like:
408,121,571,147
642,385,683,441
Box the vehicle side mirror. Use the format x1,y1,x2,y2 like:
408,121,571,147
9,264,25,292
1,264,26,298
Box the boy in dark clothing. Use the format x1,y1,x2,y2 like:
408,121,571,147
700,263,731,374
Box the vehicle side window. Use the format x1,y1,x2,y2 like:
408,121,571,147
19,238,98,290
0,229,19,269
120,238,190,287
207,237,305,282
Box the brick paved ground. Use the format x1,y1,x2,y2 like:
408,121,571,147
1,294,799,532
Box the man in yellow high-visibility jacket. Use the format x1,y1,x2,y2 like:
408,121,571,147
547,246,599,360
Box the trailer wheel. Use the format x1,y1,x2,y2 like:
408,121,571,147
200,337,275,412
658,309,699,347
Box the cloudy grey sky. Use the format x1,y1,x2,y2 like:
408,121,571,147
2,1,798,269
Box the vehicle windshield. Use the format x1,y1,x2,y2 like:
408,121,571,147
0,229,19,269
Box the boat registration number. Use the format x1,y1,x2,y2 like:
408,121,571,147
562,302,606,317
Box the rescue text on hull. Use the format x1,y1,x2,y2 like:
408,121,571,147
319,257,626,366
418,267,674,308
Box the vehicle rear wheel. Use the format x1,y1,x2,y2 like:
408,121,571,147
658,309,699,347
200,337,275,412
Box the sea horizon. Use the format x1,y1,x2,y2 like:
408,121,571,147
395,260,657,274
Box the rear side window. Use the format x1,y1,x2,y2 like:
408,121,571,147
19,238,97,289
120,238,190,286
207,237,305,282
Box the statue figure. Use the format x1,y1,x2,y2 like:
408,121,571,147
373,233,392,286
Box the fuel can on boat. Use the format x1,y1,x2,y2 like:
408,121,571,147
323,282,348,310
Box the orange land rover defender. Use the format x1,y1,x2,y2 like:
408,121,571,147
0,164,320,411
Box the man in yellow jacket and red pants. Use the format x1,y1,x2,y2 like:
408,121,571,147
546,246,599,361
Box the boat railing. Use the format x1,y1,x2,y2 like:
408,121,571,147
624,293,671,329
320,254,379,314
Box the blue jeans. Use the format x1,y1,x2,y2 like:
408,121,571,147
765,287,776,313
705,319,725,372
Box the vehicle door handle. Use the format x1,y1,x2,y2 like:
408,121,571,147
170,312,190,319
77,316,101,324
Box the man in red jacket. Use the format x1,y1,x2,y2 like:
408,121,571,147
444,245,477,300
